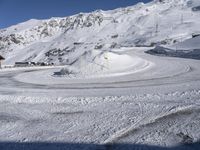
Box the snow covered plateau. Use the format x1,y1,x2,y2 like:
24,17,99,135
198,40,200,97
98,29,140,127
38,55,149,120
0,0,200,149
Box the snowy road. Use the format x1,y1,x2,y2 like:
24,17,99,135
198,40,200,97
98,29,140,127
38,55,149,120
0,47,200,148
0,47,200,97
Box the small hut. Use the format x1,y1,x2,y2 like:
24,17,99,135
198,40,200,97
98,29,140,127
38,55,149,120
0,55,5,69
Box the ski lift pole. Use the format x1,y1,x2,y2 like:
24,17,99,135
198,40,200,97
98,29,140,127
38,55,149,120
104,52,109,69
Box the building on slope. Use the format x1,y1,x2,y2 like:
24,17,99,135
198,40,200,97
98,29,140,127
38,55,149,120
0,55,5,69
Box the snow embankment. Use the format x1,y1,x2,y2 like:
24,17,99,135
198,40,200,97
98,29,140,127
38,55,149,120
55,51,144,77
13,51,151,85
168,36,200,50
146,36,200,59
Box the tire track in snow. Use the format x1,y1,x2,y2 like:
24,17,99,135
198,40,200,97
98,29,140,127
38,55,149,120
102,105,200,144
0,63,192,89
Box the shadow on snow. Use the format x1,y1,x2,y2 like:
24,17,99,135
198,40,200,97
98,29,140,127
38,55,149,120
0,141,199,150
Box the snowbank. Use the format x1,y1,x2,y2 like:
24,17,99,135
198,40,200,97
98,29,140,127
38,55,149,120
147,36,200,59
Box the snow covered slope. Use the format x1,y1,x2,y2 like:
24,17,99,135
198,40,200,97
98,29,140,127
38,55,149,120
168,35,200,50
147,35,200,59
0,0,200,67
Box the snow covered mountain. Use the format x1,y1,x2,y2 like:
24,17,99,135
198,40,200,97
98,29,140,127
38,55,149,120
0,0,200,65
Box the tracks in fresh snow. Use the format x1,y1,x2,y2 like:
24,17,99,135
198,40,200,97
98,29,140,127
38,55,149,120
0,90,199,146
103,105,200,145
0,48,200,97
0,47,200,145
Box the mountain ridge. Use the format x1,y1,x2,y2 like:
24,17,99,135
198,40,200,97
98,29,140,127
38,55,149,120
0,0,200,65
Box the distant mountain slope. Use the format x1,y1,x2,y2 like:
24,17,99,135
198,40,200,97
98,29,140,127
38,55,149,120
0,0,200,65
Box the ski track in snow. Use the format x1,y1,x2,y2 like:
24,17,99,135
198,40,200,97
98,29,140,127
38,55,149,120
0,47,200,148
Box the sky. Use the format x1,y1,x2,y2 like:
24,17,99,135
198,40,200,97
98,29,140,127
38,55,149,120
0,0,151,29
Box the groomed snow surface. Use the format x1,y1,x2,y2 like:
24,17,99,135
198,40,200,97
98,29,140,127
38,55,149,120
14,50,152,85
0,47,200,150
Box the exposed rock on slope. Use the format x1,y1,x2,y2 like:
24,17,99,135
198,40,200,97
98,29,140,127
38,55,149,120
0,0,200,65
